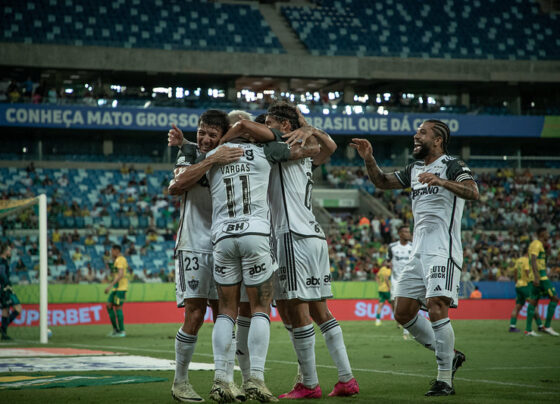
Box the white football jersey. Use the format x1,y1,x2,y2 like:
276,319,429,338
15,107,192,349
394,155,474,267
267,130,324,238
387,241,413,284
174,142,213,254
207,141,287,244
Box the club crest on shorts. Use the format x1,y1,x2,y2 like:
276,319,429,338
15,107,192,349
188,277,199,291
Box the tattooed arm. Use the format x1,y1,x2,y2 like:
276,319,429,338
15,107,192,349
350,138,405,190
418,173,480,201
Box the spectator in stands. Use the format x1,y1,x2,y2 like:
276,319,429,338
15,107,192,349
470,286,482,299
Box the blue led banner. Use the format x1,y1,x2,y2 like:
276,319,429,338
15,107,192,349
0,103,551,137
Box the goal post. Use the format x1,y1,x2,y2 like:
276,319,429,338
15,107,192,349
0,194,48,343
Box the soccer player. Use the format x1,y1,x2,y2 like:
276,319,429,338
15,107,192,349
375,259,391,326
387,226,413,338
509,245,543,333
351,119,479,396
1,244,22,341
220,102,359,399
104,244,128,338
525,227,559,336
168,109,245,402
206,124,320,403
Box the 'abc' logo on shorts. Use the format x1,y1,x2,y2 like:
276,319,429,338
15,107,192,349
215,265,227,275
249,264,266,276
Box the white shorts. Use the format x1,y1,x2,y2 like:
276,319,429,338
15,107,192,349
175,250,218,306
274,233,333,301
394,253,461,308
213,235,277,287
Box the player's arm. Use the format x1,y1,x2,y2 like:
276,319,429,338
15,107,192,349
219,120,275,145
350,138,405,189
530,252,540,286
168,147,244,195
282,108,337,165
104,265,124,293
418,158,480,201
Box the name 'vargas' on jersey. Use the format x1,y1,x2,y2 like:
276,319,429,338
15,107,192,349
207,142,274,244
394,155,474,264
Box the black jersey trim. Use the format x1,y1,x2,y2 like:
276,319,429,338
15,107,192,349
289,230,326,240
174,192,187,259
178,251,186,293
213,232,271,245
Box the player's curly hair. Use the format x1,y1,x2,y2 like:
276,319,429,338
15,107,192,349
198,109,229,136
425,119,450,154
267,101,301,131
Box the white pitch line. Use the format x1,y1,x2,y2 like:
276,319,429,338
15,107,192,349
39,342,560,392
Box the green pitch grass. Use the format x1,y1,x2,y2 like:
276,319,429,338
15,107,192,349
2,320,560,403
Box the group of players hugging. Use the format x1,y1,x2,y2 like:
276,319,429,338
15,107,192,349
166,100,480,402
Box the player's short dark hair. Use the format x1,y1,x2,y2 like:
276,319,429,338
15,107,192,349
267,101,301,131
537,227,547,236
198,109,229,136
397,225,409,233
112,244,121,252
425,119,450,153
254,113,267,124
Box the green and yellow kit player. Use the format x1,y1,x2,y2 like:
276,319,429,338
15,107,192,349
376,261,392,326
525,228,559,337
508,246,543,333
104,244,128,337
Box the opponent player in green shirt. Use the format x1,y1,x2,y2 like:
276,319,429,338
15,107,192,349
525,228,559,336
508,245,543,333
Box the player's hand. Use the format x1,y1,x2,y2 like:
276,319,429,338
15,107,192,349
211,146,244,165
350,138,374,161
283,127,313,147
295,107,310,127
533,279,540,287
104,286,110,294
168,124,184,147
418,172,444,187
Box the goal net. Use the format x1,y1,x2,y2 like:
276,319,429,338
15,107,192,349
0,194,48,343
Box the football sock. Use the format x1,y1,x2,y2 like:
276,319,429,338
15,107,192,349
226,330,236,383
403,314,435,351
526,304,536,332
236,316,251,383
293,324,318,387
116,308,124,331
249,312,270,381
320,318,353,383
212,314,235,381
7,310,20,325
107,308,118,331
1,316,7,333
535,314,543,328
376,311,381,320
174,328,197,384
285,324,303,379
545,301,558,328
509,315,517,328
432,318,454,386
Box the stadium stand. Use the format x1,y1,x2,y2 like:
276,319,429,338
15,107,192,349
282,0,560,59
1,165,558,285
1,0,284,54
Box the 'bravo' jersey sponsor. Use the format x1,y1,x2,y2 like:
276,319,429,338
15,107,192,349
174,142,213,253
207,141,290,244
394,155,474,267
387,240,412,284
268,129,325,239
